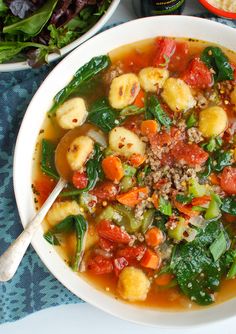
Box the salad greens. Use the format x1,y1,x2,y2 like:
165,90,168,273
0,0,112,66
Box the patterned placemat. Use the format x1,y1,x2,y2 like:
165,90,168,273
0,15,235,325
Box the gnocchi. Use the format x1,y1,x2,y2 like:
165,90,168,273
56,97,88,130
67,136,94,171
139,67,169,93
46,201,81,227
109,126,146,157
161,78,196,112
117,266,150,302
109,73,140,109
231,86,236,112
199,106,228,137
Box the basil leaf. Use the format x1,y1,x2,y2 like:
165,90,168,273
146,95,172,128
3,0,59,36
41,139,59,180
201,46,234,82
221,197,236,216
159,196,172,216
48,55,111,115
209,231,227,261
88,98,119,132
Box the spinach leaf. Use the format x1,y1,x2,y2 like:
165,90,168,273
61,143,103,197
202,137,222,153
171,220,230,305
221,197,236,216
88,98,119,132
213,150,233,172
3,0,59,36
176,194,194,205
146,95,172,128
159,196,172,216
44,214,88,271
48,55,111,115
41,139,59,180
201,46,234,82
198,157,213,180
0,41,48,63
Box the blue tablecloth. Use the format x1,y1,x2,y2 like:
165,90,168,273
0,15,236,324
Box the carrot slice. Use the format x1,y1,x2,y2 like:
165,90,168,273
129,153,146,167
191,195,211,206
151,192,159,209
141,249,161,270
209,173,220,185
145,227,163,247
102,156,124,182
141,120,158,136
133,89,145,108
155,273,173,286
116,187,149,207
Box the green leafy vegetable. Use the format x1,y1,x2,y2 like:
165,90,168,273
202,137,222,153
213,150,233,172
227,254,236,279
146,95,172,128
176,194,194,205
43,231,60,245
171,220,231,305
221,197,236,216
48,55,111,115
0,0,8,14
88,98,119,132
137,165,151,186
41,139,59,180
159,196,172,216
201,46,234,82
186,113,197,128
3,0,59,36
61,144,103,197
209,231,227,261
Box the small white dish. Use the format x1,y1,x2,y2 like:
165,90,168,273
13,16,236,327
0,0,120,72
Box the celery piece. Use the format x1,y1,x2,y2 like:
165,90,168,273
168,218,186,241
188,178,207,197
98,206,116,221
79,192,97,213
122,164,137,177
120,176,136,192
141,209,155,233
205,197,221,220
113,204,141,233
104,147,115,157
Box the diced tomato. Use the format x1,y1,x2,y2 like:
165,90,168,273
153,37,176,68
113,257,129,276
182,58,213,89
87,255,113,275
133,90,145,108
97,220,131,244
149,131,172,148
33,177,56,206
123,115,143,135
72,171,88,189
116,245,146,262
220,167,236,195
99,237,115,252
91,181,119,201
191,195,211,206
171,142,209,167
168,42,189,72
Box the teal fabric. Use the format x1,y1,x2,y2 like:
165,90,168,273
0,16,235,324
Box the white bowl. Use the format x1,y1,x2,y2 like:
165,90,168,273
0,0,120,72
14,16,236,327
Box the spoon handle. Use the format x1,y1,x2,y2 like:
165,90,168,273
0,178,66,282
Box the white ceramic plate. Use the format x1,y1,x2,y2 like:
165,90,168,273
0,0,120,72
14,16,236,327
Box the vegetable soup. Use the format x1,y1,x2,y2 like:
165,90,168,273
33,36,236,310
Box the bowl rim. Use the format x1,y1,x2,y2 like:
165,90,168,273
0,0,120,72
13,15,236,327
199,0,236,19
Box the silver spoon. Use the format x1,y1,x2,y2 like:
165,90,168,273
0,126,82,282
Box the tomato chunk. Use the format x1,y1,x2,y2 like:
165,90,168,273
182,58,213,89
113,257,128,276
220,167,236,195
168,42,189,72
72,171,88,189
153,37,176,68
97,220,131,244
171,142,209,167
91,181,119,201
99,237,115,252
87,255,113,275
116,245,146,262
